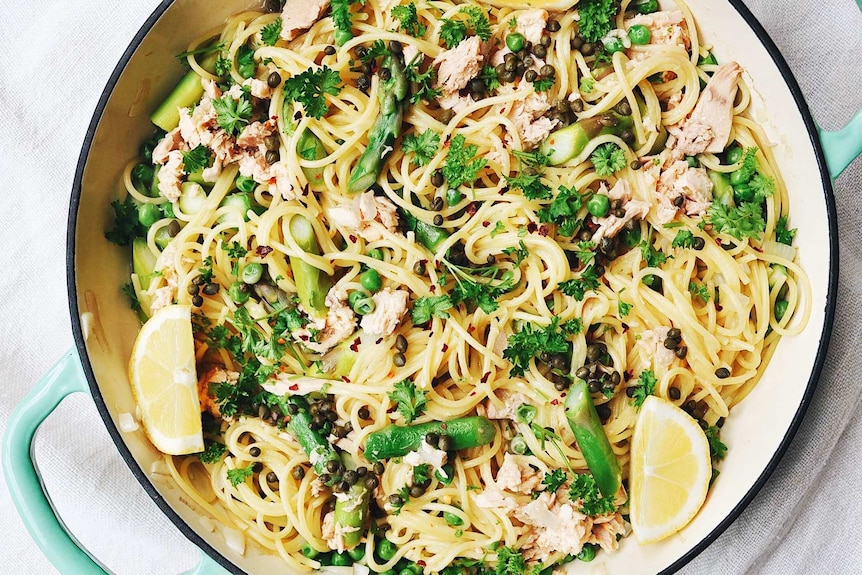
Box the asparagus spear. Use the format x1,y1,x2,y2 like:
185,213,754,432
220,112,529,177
152,52,219,132
297,129,327,190
540,111,635,166
347,52,410,193
288,215,332,319
364,417,496,461
334,453,371,550
708,170,735,207
401,209,450,253
285,397,342,480
564,379,622,500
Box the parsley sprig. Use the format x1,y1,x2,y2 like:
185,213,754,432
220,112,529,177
260,18,282,46
541,469,568,494
537,185,584,237
577,0,619,43
443,134,487,189
388,380,428,423
569,473,616,516
213,89,253,136
439,5,491,48
503,317,583,377
402,129,440,166
283,66,342,119
629,369,657,408
590,143,627,176
392,2,426,37
411,295,453,325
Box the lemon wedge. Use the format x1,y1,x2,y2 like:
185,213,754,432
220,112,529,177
128,304,203,455
629,395,711,544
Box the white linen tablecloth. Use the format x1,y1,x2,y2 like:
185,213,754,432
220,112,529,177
0,1,860,573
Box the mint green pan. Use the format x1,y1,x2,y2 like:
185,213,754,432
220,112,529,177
3,1,861,574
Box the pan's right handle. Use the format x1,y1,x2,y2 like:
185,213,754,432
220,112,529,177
1,350,110,575
819,109,862,179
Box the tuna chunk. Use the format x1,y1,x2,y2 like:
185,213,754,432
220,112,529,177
638,326,676,369
590,180,650,242
280,0,330,41
327,191,400,242
496,454,543,494
506,90,559,149
625,10,690,60
587,513,627,553
656,160,714,221
158,150,185,202
672,62,743,155
295,286,357,353
237,120,277,157
197,367,239,418
513,9,548,44
244,77,273,100
359,288,408,336
515,492,591,562
152,127,186,164
404,442,448,471
434,36,485,97
484,389,531,420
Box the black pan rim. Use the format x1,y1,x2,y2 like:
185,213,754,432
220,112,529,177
65,1,839,574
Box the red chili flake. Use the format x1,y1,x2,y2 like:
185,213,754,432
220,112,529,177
538,225,550,237
466,202,478,216
428,331,434,338
560,392,567,398
350,338,361,352
289,383,299,391
376,338,383,345
551,398,559,405
341,376,351,383
441,423,448,429
716,304,723,311
715,238,723,245
482,221,490,227
430,284,437,293
469,391,476,396
498,188,508,195
349,234,358,243
480,371,491,383
467,325,475,333
527,222,538,233
279,365,287,372
277,337,286,345
441,343,449,353
256,245,274,258
299,334,309,341
586,219,599,231
417,561,426,568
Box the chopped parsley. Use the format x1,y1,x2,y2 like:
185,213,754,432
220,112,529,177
495,546,527,575
197,441,227,464
412,463,431,485
640,240,669,267
359,39,389,64
532,76,555,92
449,271,513,314
439,19,468,49
227,466,254,486
506,171,552,200
775,215,796,246
443,134,487,189
706,201,766,241
330,0,355,43
736,146,760,181
405,58,441,103
502,240,529,266
411,295,453,324
577,0,620,43
439,5,491,48
689,281,711,303
121,282,141,313
402,129,440,166
105,196,146,246
388,380,428,423
198,256,215,284
749,173,776,202
537,185,583,237
569,473,616,516
283,66,342,119
672,229,696,249
618,295,632,317
580,76,595,93
480,65,501,92
503,317,583,377
213,89,253,136
392,2,426,37
541,469,568,494
182,144,211,173
629,369,657,408
559,265,601,301
460,6,492,41
590,143,627,176
214,56,232,77
391,485,412,514
573,241,597,265
236,45,256,79
490,221,506,238
260,18,282,46
704,426,728,460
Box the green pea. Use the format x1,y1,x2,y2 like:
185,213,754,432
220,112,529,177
376,538,398,561
434,463,455,485
360,269,382,292
367,248,384,261
353,296,376,315
774,299,789,321
733,184,754,204
636,0,659,14
627,24,651,45
577,543,597,562
603,37,625,54
228,282,250,304
505,32,525,53
236,175,256,193
516,404,537,424
587,194,610,218
444,511,464,526
399,566,421,575
334,28,353,46
686,156,699,168
730,169,751,186
509,434,528,455
132,163,155,190
725,145,743,165
380,571,397,575
348,290,366,309
621,225,642,248
301,543,320,559
331,552,352,566
699,52,718,66
347,546,366,561
241,262,264,285
137,203,161,228
446,188,464,206
160,201,175,219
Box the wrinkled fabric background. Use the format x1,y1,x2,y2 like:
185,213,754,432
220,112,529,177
0,1,859,573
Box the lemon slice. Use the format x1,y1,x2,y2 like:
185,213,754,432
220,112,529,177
128,304,203,455
629,395,711,544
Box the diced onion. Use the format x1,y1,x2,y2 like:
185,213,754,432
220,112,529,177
221,526,246,556
198,516,216,533
763,240,797,262
118,412,139,432
353,565,371,575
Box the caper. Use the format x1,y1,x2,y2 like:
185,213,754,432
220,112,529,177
203,283,220,295
669,386,681,400
715,367,731,379
395,334,408,352
675,345,688,359
621,130,635,144
533,44,547,58
673,194,685,207
431,171,444,187
343,470,358,486
389,40,402,54
267,71,282,88
425,432,440,446
539,64,555,77
431,196,445,211
570,99,584,113
187,283,200,296
167,220,181,237
523,56,534,67
292,466,305,480
525,69,538,82
438,108,455,124
630,159,642,170
586,344,602,362
437,434,452,451
324,45,336,56
615,100,633,116
571,36,584,51
365,476,379,490
356,75,371,91
588,379,601,393
192,294,204,307
373,462,385,475
265,150,279,164
413,260,426,275
326,460,341,474
693,237,706,250
548,19,561,32
393,352,406,367
410,485,425,498
433,214,444,226
576,366,590,380
265,134,280,151
668,328,681,339
380,67,392,81
389,494,403,506
267,471,279,483
581,42,594,56
663,337,680,350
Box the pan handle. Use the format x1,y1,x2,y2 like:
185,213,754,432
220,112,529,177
820,109,862,179
2,350,231,575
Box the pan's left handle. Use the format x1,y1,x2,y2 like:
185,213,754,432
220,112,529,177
2,350,232,575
